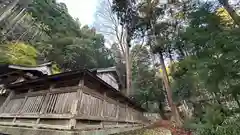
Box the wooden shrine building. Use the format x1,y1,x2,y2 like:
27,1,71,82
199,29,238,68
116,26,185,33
0,69,147,133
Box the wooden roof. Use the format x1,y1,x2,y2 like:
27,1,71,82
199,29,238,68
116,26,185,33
0,62,52,78
5,69,145,112
91,67,125,89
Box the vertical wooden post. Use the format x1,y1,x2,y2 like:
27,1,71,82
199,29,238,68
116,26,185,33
116,100,119,126
126,104,129,125
0,90,15,113
100,92,106,128
101,92,106,117
77,79,84,115
69,100,77,129
131,109,134,122
69,79,84,129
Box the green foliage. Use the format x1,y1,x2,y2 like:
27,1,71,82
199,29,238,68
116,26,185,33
193,114,240,135
202,105,227,126
131,45,165,115
172,3,240,102
27,0,114,70
28,0,81,37
51,63,61,74
170,2,240,133
0,42,38,66
184,104,239,135
0,0,115,70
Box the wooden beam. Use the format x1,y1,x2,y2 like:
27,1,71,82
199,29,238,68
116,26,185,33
82,86,104,100
77,80,84,116
101,92,106,118
69,100,78,129
0,121,69,130
69,79,84,129
0,70,21,78
100,92,106,128
126,104,129,122
14,86,78,99
116,100,120,125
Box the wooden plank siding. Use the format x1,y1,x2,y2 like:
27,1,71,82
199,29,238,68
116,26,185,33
20,95,44,114
0,70,147,130
0,85,146,129
78,92,103,117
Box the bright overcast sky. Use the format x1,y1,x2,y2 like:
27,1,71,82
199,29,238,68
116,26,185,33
57,0,98,26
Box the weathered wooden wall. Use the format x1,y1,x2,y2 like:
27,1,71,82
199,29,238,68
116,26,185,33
0,79,147,131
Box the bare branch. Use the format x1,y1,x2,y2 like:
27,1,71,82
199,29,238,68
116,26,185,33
94,0,126,56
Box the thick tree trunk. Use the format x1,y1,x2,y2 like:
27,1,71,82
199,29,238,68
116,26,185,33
158,51,182,126
0,0,20,23
218,0,240,25
125,28,132,97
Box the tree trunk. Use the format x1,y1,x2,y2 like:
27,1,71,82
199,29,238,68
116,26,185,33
4,13,26,41
0,0,20,23
125,44,130,96
168,49,174,73
9,8,25,28
158,101,167,120
218,0,240,25
125,31,131,97
4,9,26,37
158,51,182,126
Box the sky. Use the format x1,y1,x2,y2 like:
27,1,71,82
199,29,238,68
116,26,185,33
57,0,98,26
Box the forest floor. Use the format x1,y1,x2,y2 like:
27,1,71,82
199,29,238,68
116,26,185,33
112,120,192,135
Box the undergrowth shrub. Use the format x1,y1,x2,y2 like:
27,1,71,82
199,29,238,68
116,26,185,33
184,104,240,135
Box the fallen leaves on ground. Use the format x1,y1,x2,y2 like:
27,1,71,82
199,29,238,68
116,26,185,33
112,120,192,135
149,120,192,135
113,127,171,135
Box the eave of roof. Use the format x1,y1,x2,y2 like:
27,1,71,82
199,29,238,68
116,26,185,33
96,67,117,73
8,62,52,70
0,62,52,76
